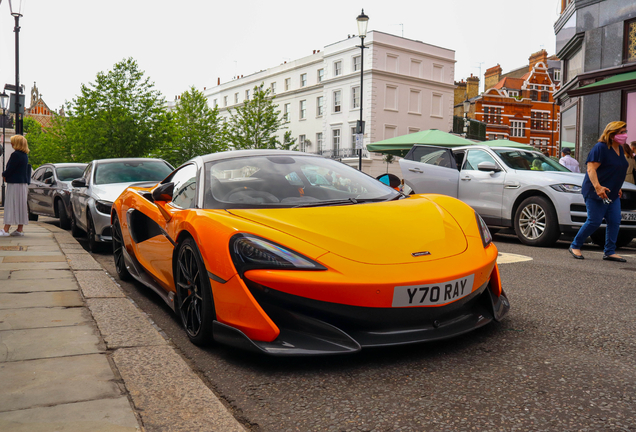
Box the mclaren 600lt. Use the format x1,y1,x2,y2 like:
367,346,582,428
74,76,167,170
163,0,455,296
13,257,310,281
111,150,509,355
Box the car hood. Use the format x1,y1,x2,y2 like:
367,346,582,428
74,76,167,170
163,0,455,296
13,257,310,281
227,196,468,265
91,181,158,202
511,170,585,186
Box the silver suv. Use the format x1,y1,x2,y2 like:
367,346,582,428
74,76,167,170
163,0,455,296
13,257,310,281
400,145,636,247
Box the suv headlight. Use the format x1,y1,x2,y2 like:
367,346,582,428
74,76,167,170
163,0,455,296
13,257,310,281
475,213,492,248
550,184,582,193
95,200,113,215
229,234,326,277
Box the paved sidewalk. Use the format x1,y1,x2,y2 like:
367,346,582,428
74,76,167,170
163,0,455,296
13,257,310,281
0,212,244,432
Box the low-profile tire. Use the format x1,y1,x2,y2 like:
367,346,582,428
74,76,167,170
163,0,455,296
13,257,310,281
57,200,71,230
174,237,215,346
70,210,84,237
86,209,107,253
112,213,132,281
28,207,38,221
591,229,634,249
514,196,560,247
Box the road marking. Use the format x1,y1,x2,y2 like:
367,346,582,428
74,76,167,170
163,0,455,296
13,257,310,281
497,252,533,264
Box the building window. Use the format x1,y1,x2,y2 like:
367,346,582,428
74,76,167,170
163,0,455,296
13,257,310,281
541,92,549,102
285,78,291,91
530,90,538,101
351,127,357,150
553,69,561,82
353,56,361,72
245,89,250,100
625,19,636,63
333,129,340,152
508,90,519,98
299,135,307,152
333,90,341,113
299,100,306,119
317,69,324,82
334,61,342,77
213,99,217,107
565,47,583,82
284,103,290,122
223,96,228,107
511,121,525,137
234,93,239,104
317,96,324,116
271,82,276,94
316,132,323,151
300,73,307,87
352,86,360,109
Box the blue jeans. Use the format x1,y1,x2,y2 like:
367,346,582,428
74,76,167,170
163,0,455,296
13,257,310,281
571,197,622,255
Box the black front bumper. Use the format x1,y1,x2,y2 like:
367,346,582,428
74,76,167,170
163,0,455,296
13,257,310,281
212,279,510,356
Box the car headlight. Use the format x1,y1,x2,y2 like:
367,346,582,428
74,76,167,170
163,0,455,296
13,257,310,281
229,234,326,276
550,184,582,193
475,212,492,248
95,200,113,215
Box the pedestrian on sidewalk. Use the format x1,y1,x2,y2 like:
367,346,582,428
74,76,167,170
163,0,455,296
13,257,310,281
623,143,636,184
1,134,30,236
569,121,629,262
559,147,580,173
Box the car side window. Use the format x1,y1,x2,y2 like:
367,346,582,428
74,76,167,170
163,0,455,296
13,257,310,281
463,150,499,171
42,168,54,183
32,167,45,182
410,147,454,169
82,163,93,184
169,164,198,209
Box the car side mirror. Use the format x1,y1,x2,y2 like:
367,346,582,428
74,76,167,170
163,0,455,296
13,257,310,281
71,178,86,188
152,182,174,202
477,161,501,173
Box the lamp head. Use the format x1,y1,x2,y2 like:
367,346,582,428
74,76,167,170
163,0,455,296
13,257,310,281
356,9,369,39
463,100,471,114
0,92,8,111
9,0,23,17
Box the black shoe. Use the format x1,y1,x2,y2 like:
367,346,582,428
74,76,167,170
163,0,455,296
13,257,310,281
569,248,584,260
603,255,626,262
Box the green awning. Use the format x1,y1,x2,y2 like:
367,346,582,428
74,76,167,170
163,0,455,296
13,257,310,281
561,141,575,149
569,70,636,97
367,129,475,157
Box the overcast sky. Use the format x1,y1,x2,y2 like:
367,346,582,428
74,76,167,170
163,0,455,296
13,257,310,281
0,0,562,112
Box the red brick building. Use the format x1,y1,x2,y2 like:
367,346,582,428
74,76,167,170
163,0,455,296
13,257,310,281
25,83,57,129
473,50,562,156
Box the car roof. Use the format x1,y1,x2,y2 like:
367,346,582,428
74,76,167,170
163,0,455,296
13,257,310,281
49,163,88,167
196,149,323,164
92,158,168,165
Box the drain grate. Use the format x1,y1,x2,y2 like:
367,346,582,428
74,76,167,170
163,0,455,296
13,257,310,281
0,246,26,251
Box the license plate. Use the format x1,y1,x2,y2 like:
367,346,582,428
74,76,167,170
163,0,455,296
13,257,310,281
392,274,475,307
621,212,636,221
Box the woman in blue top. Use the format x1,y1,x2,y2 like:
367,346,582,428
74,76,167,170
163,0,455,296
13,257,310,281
570,121,629,262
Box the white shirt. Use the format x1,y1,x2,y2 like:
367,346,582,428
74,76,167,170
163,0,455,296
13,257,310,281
559,155,580,173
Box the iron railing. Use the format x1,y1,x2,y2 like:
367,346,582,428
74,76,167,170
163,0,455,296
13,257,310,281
310,148,370,160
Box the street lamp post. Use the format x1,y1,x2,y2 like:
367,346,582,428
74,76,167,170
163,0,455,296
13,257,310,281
462,100,471,138
9,0,23,135
0,92,8,206
356,9,369,171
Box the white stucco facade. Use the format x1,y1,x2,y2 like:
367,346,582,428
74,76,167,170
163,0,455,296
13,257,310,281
203,31,455,173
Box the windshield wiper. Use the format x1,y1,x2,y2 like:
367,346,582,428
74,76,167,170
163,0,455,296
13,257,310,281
293,198,359,208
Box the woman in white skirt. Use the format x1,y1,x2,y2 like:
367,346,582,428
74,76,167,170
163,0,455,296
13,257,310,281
1,135,30,236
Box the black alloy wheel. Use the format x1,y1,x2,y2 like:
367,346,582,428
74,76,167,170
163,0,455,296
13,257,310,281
112,213,132,281
175,237,215,345
57,199,71,230
70,209,84,237
86,209,106,253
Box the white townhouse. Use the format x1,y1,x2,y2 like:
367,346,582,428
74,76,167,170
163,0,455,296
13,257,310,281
203,31,455,173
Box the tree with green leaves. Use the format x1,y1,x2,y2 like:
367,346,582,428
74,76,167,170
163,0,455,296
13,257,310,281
64,57,170,161
225,84,296,150
383,153,395,172
158,86,227,167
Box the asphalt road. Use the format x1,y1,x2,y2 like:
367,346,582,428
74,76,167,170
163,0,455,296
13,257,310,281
51,217,636,432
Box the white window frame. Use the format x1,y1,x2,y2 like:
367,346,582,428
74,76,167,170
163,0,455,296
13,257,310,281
245,89,250,100
332,129,341,152
213,99,217,107
316,132,323,151
285,78,291,91
317,69,324,83
284,103,291,122
553,69,561,81
270,82,277,94
350,126,357,150
511,120,526,137
234,93,239,104
353,56,361,72
223,96,228,107
299,134,307,152
299,100,306,119
334,61,342,77
317,96,324,116
300,73,307,87
333,90,341,113
352,86,360,109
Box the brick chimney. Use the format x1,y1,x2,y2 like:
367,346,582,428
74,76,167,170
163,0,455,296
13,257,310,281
529,49,548,71
454,80,467,106
484,64,502,91
217,77,220,85
466,74,480,99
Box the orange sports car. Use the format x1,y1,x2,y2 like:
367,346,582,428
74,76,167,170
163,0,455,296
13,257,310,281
111,150,509,355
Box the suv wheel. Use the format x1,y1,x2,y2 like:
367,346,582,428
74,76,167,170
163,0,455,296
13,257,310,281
514,196,560,247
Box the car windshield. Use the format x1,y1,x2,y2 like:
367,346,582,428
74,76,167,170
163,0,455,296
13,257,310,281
203,154,400,209
55,166,86,182
494,150,570,172
94,161,173,185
